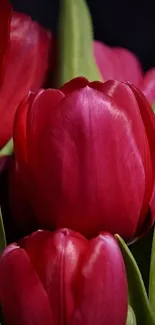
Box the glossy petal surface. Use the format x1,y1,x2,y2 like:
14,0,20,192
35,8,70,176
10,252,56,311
0,244,53,325
72,232,127,325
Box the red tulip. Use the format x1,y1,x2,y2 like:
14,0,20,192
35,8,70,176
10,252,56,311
13,77,155,240
0,229,127,325
94,41,143,86
0,10,52,148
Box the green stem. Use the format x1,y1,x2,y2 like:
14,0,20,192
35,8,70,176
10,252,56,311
56,0,102,87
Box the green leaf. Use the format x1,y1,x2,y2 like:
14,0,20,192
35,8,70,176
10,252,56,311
116,235,155,325
0,138,13,157
56,0,102,87
0,208,6,254
149,226,155,319
126,305,137,325
152,103,155,113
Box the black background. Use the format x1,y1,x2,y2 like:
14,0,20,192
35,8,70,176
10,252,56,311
10,0,155,71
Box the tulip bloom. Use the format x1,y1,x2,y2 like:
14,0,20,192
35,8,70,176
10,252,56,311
0,229,127,325
13,77,155,240
94,41,143,86
0,9,52,148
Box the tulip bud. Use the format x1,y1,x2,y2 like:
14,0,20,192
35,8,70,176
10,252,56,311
56,0,102,87
12,77,155,240
0,229,127,325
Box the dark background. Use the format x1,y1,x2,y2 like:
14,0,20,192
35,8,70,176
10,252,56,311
10,0,155,71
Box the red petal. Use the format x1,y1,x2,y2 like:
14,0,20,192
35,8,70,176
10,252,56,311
0,0,11,84
127,83,155,227
60,77,89,95
0,244,53,325
92,80,155,233
12,91,43,234
13,92,36,174
93,41,124,81
72,233,127,325
0,12,52,148
20,229,87,325
26,89,64,221
140,68,155,105
113,47,143,86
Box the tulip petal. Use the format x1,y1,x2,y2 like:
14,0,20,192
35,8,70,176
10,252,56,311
0,0,11,84
140,68,155,105
20,229,88,325
113,47,143,86
90,79,150,170
11,93,40,236
26,89,64,221
14,92,36,175
0,12,52,148
60,77,89,95
127,83,155,228
72,233,127,325
0,244,53,325
93,41,124,81
91,80,154,234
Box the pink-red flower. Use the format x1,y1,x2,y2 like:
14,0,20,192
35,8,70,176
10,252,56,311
12,77,155,241
0,229,127,325
0,3,53,148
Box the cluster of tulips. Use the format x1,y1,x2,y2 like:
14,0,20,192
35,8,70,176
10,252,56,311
1,0,155,324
